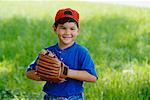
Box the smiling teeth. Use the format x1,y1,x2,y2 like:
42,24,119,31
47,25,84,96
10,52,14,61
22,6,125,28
63,36,71,38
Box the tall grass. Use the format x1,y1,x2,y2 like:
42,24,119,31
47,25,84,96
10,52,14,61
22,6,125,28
0,1,150,99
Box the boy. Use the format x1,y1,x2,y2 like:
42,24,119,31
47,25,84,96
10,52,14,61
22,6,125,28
26,8,98,100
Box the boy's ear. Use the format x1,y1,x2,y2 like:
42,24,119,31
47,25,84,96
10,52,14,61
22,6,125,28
53,26,56,32
77,28,80,33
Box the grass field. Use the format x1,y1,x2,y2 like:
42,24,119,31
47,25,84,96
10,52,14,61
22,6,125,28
0,1,150,100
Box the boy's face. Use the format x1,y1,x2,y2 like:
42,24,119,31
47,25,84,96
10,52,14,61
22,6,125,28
54,22,79,48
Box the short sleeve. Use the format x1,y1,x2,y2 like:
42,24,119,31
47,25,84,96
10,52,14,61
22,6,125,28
26,57,38,72
80,50,98,79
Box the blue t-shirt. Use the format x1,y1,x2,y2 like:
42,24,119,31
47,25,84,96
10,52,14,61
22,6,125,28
27,42,97,97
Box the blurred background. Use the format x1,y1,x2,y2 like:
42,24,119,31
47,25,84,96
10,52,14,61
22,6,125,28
0,0,150,99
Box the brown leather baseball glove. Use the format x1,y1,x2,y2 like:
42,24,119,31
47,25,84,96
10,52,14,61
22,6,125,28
35,50,68,83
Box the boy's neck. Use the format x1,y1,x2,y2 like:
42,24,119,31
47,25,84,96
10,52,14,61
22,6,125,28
58,42,75,50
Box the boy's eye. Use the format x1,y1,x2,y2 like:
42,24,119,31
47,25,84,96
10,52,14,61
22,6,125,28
71,28,75,30
60,27,66,29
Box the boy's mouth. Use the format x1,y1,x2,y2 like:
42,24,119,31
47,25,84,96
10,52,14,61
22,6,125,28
62,35,72,38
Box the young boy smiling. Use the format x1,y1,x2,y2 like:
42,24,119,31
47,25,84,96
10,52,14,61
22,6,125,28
26,8,98,100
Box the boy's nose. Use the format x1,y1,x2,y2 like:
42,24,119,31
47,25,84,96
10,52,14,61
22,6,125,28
65,29,70,34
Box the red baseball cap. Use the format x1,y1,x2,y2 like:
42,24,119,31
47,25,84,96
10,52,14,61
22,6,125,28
54,8,79,24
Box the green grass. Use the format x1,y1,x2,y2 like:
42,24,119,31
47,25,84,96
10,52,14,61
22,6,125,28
0,1,150,99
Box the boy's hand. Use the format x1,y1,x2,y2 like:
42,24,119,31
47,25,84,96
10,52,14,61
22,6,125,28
35,50,68,83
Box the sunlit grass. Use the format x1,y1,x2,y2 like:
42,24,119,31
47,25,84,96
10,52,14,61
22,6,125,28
85,64,150,99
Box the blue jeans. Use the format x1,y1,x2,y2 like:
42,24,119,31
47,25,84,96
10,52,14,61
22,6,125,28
44,93,84,100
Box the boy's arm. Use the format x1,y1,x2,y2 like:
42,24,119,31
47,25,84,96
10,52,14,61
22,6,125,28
67,69,97,82
26,68,97,82
26,69,42,81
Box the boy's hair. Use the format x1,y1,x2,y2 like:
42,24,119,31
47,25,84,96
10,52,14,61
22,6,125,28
53,8,79,28
54,17,79,28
